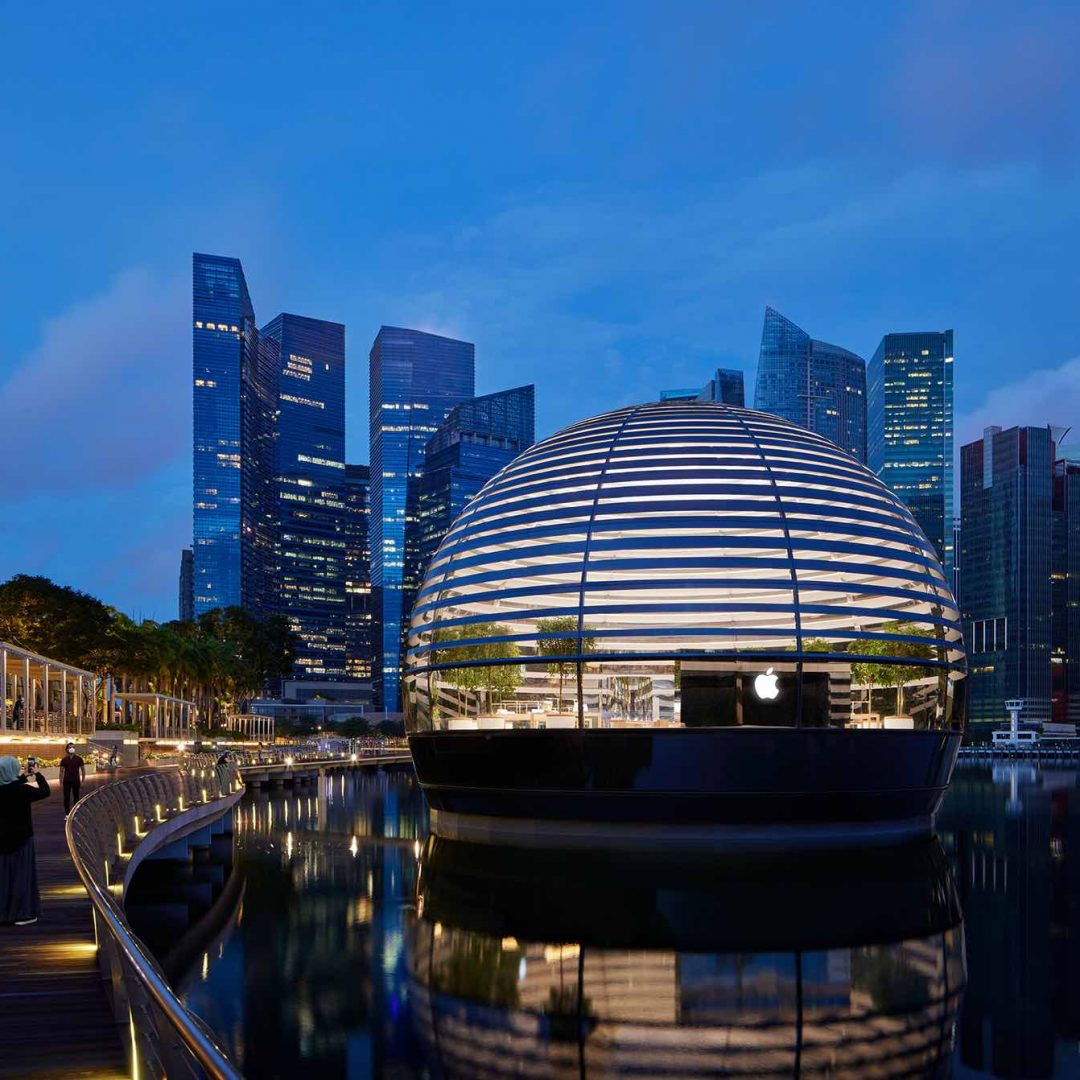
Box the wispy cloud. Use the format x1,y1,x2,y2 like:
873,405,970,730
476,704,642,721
956,354,1080,450
0,268,190,617
0,268,188,491
363,163,1056,436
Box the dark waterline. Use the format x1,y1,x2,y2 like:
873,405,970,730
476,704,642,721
152,764,1077,1078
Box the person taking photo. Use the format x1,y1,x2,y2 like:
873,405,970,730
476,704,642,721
0,755,50,925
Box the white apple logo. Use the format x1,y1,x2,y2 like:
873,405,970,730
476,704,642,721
754,667,780,700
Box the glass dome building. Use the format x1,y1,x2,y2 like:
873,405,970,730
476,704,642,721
404,401,966,844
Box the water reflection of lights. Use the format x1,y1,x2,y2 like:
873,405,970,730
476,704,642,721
410,838,966,1078
181,766,429,1074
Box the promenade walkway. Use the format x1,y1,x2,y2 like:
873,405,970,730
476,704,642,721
0,772,127,1080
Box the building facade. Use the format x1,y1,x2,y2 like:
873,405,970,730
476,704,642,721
700,367,745,406
418,385,535,570
960,425,1055,724
192,253,277,618
1053,458,1080,725
344,464,374,680
754,306,867,461
369,327,475,708
261,314,349,680
178,548,194,621
660,368,745,407
868,331,954,572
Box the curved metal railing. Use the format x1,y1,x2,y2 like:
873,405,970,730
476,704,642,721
228,738,408,768
66,758,245,1079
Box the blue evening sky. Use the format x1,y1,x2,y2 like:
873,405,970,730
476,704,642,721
1,0,1079,619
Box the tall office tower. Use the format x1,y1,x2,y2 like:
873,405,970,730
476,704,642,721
867,331,955,572
418,385,536,570
699,368,745,406
261,314,348,680
960,425,1056,725
369,327,475,708
178,549,194,622
660,368,745,406
192,253,277,618
951,517,961,602
344,464,374,680
1052,458,1080,725
754,306,867,461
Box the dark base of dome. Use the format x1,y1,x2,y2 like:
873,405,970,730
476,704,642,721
428,807,934,851
409,727,961,850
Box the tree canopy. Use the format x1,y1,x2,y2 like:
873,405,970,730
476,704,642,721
536,616,596,712
434,622,521,715
0,574,295,724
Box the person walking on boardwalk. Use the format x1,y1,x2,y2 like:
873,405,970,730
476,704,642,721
0,755,50,925
58,743,85,816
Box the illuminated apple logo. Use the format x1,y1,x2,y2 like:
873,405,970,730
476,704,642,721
754,667,780,701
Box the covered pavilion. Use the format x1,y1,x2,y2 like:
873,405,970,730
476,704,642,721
1,639,101,736
114,691,197,739
228,713,275,742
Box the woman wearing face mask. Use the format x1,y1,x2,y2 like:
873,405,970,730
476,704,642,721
0,755,51,926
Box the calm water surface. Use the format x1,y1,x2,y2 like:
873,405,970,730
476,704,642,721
170,764,1080,1079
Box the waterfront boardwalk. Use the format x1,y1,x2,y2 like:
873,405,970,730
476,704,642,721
0,773,127,1080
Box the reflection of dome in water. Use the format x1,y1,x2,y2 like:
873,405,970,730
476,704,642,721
404,401,967,844
410,838,966,1077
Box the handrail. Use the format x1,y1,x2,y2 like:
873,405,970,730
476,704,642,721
66,762,245,1079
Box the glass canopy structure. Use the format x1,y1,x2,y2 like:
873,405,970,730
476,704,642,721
405,401,965,734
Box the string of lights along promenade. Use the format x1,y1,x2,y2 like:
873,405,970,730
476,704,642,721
405,400,966,845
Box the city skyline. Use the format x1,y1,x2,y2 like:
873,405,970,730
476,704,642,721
3,2,1080,619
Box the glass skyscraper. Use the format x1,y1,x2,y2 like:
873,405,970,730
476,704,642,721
1053,457,1080,725
754,306,867,461
701,368,745,406
867,331,954,572
960,425,1055,724
178,548,194,621
660,368,744,406
261,313,349,680
344,464,373,681
418,385,535,570
192,253,277,618
369,327,475,708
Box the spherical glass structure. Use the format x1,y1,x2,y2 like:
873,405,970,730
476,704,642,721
405,401,965,737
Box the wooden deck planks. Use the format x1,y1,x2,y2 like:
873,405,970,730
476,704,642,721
0,773,128,1079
